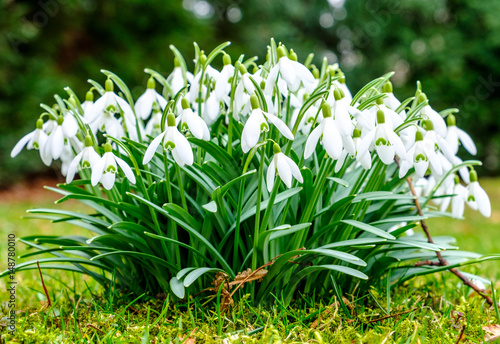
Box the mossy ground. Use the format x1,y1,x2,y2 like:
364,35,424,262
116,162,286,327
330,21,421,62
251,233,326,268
0,178,499,343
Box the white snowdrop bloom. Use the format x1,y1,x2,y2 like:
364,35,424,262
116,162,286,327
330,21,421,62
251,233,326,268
168,58,194,96
304,102,344,160
330,89,354,137
91,142,136,190
66,136,101,184
233,64,264,116
335,76,352,104
265,46,316,94
399,130,441,178
422,120,456,163
241,95,294,153
266,144,303,192
178,98,210,140
381,81,405,117
42,115,79,164
445,114,477,155
145,108,163,137
10,119,48,162
203,92,221,126
440,176,468,219
290,103,321,135
135,77,167,120
143,112,194,167
466,170,491,217
419,93,447,138
334,128,372,173
214,54,235,101
82,91,95,121
60,143,74,177
86,79,135,125
358,109,406,165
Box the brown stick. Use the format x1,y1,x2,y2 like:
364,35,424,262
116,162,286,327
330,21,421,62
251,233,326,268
396,157,494,306
36,261,52,307
368,308,417,324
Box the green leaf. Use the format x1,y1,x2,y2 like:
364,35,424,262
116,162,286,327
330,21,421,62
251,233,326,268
183,267,224,287
170,277,185,299
341,219,396,240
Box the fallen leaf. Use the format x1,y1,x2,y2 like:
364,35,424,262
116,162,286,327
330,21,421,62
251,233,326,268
483,324,500,342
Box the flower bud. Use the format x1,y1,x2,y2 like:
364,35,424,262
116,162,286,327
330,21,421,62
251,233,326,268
447,114,456,126
415,130,423,142
289,49,298,62
418,92,428,104
147,76,156,89
250,94,260,110
167,112,176,127
84,135,93,147
222,53,231,66
57,116,64,125
353,128,361,138
424,119,434,131
69,95,77,108
277,46,287,59
382,81,393,93
376,109,385,124
333,88,343,101
311,65,319,79
469,169,478,182
322,101,332,118
86,91,94,102
104,141,113,153
199,51,207,65
181,97,190,110
238,64,248,75
273,143,281,154
36,118,44,129
454,174,460,185
105,78,114,92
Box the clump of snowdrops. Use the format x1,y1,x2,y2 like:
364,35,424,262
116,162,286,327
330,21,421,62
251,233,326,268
6,40,496,303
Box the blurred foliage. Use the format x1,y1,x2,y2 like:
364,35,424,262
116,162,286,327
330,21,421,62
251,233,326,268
1,0,500,186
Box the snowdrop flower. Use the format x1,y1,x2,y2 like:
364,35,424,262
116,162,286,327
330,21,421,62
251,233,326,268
265,46,315,94
135,77,167,120
214,53,235,102
358,109,406,165
42,114,79,164
60,143,74,177
335,128,372,172
266,143,303,191
440,175,469,218
334,72,352,104
241,94,294,153
381,81,403,116
86,79,135,125
330,88,354,137
178,98,210,140
143,112,193,167
91,141,136,190
167,58,194,96
81,90,96,121
466,170,491,217
419,93,447,138
445,114,477,155
11,119,48,163
304,102,344,160
144,107,163,137
422,120,456,163
399,130,441,178
66,135,101,183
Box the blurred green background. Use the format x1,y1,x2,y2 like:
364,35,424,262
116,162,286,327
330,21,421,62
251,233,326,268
1,0,500,186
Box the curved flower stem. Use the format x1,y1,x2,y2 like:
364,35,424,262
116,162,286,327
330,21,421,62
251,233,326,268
175,164,188,211
395,157,494,306
252,138,267,271
261,179,280,263
164,153,180,266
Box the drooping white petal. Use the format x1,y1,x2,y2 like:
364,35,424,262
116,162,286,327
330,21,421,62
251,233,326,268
414,160,429,178
452,185,466,218
143,131,166,164
304,124,323,159
62,114,78,138
266,159,276,192
284,155,303,183
11,131,34,158
115,156,136,184
241,110,265,153
335,150,348,173
51,126,64,159
473,182,491,217
276,153,292,188
66,151,84,184
456,128,477,155
386,130,406,159
91,156,106,186
264,65,280,96
135,89,155,119
100,170,116,190
266,113,294,140
322,118,343,160
357,128,376,157
173,130,193,166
